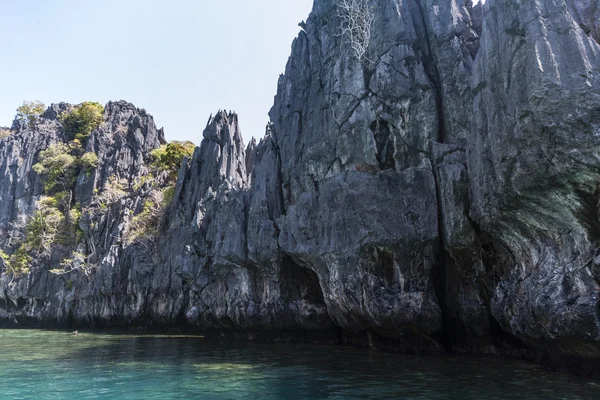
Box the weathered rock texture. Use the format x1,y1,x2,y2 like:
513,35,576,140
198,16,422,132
1,0,600,375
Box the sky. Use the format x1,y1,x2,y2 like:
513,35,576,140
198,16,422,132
0,0,314,144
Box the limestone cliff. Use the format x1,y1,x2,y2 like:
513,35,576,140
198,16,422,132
1,0,600,376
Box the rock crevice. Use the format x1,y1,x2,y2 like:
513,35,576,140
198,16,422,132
1,0,600,376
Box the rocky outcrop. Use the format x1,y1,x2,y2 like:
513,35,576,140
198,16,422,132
469,0,600,361
1,0,600,376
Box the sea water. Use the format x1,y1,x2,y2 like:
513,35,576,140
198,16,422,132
0,330,596,399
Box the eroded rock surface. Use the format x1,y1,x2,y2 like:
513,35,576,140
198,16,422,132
1,0,600,376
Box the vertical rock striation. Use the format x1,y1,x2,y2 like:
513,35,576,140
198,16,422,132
1,0,600,375
469,0,600,360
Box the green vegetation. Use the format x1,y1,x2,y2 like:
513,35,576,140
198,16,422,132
2,246,32,275
98,176,127,206
125,187,173,245
20,108,102,275
15,101,45,129
0,250,14,275
33,144,78,192
66,203,84,243
163,186,175,205
2,99,193,276
8,246,32,275
80,152,99,174
27,196,66,251
50,251,91,277
150,141,195,178
5,193,84,275
6,197,64,274
60,102,104,142
126,141,193,243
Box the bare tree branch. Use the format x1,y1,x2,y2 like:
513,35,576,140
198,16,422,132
337,0,374,64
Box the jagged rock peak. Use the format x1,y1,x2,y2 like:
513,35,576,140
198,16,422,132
101,101,166,145
104,100,149,117
245,136,258,177
203,110,243,147
41,103,75,121
2,0,600,379
9,100,167,145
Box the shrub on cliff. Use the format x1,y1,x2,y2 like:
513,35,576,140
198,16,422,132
33,143,78,192
25,196,66,252
0,250,14,275
2,246,32,276
125,187,173,245
51,251,91,277
97,176,127,206
80,152,99,174
33,142,101,192
150,141,195,178
15,101,45,129
60,102,104,142
8,193,83,274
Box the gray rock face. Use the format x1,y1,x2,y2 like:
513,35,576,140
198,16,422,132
1,0,600,375
0,115,65,249
469,0,600,357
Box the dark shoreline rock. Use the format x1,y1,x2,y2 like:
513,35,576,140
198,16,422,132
1,0,600,378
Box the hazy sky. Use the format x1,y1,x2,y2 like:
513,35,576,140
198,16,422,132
0,0,313,144
1,1,488,144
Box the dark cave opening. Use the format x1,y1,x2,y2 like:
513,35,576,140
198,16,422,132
280,256,325,305
17,297,27,309
479,236,514,291
362,246,396,286
370,120,396,171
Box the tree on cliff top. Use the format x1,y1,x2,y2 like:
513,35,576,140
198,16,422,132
60,101,104,142
15,101,45,129
150,141,196,179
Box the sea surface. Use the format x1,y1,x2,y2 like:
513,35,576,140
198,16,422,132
0,329,596,399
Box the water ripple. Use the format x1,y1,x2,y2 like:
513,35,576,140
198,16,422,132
0,330,595,399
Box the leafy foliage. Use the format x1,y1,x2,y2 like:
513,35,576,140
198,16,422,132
3,103,191,278
0,250,15,275
27,197,66,250
98,176,128,205
150,141,195,178
51,251,92,277
33,143,78,192
80,152,99,173
15,101,45,129
65,201,84,244
6,193,83,275
6,197,65,274
7,247,30,275
33,141,101,192
60,102,104,142
163,186,175,205
125,187,173,245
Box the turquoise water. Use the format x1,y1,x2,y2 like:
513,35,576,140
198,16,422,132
0,330,597,399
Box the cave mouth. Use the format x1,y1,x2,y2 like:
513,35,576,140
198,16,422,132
362,246,396,285
280,256,325,305
370,120,396,171
479,235,514,289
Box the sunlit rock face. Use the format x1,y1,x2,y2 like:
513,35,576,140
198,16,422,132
1,0,600,376
469,0,600,355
